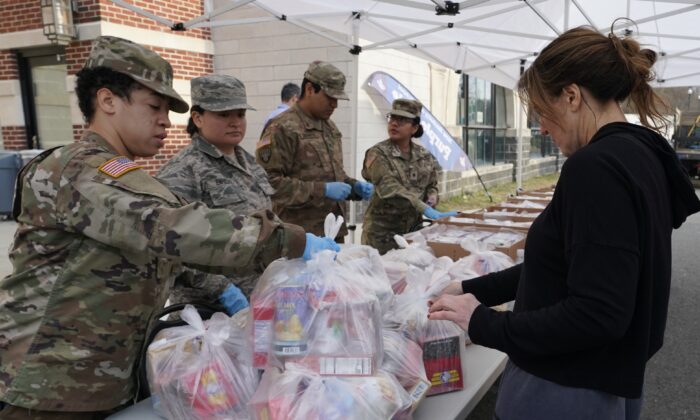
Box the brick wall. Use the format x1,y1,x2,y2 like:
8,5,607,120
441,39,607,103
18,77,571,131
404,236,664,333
3,0,210,163
73,124,191,174
0,0,42,34
1,0,210,39
100,0,210,40
135,127,191,174
1,126,28,150
0,51,19,80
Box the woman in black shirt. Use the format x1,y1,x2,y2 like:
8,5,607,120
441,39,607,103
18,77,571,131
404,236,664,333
428,25,700,420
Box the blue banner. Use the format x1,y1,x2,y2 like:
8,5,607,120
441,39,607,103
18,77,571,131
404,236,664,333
367,71,472,172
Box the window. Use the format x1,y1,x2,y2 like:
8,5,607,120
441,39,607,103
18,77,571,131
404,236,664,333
18,47,73,149
527,115,558,158
459,75,510,166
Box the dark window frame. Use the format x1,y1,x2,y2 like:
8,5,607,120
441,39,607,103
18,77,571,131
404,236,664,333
459,74,509,166
15,46,68,149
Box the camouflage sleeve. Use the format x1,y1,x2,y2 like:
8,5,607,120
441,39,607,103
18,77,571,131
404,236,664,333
256,123,326,206
156,160,202,203
425,156,440,206
362,149,428,213
57,165,305,275
175,268,234,301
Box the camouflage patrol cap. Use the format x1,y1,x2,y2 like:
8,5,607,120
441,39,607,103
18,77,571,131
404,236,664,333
191,74,255,112
389,99,422,119
304,61,349,100
84,36,189,113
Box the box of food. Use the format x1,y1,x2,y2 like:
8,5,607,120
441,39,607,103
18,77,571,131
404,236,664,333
425,226,526,260
423,335,463,396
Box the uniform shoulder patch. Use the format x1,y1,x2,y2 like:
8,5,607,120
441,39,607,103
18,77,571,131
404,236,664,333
364,149,378,169
98,156,142,178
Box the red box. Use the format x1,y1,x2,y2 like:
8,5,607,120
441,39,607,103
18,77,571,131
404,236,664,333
422,336,463,395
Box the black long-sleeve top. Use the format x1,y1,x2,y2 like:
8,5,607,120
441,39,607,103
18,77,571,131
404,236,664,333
463,122,700,398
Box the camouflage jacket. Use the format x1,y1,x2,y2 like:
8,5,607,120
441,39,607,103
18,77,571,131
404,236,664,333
0,131,305,411
156,133,274,300
361,139,439,254
256,104,360,239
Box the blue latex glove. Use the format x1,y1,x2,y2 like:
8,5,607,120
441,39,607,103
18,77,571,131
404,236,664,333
353,181,375,200
423,207,459,220
303,233,340,261
324,182,352,201
219,284,249,316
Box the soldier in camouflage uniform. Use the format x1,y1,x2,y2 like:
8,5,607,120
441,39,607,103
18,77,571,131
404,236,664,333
361,99,456,254
157,74,272,302
256,61,374,240
0,36,336,418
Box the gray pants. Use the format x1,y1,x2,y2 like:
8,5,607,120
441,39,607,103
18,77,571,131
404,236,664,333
494,361,643,420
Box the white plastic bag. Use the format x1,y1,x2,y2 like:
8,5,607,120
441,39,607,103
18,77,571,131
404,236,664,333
147,305,258,420
457,238,514,276
382,235,436,269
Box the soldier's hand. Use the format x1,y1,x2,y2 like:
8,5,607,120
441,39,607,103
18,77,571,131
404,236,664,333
353,181,374,200
219,284,249,316
324,182,352,201
303,233,340,261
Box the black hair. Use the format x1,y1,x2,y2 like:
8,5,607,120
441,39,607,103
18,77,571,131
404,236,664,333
298,78,322,100
413,117,424,138
186,105,205,137
75,66,138,122
281,82,301,102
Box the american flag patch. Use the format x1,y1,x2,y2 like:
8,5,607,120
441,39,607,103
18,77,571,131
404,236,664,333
98,156,142,178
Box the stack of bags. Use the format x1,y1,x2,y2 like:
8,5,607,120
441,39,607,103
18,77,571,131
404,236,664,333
145,214,518,420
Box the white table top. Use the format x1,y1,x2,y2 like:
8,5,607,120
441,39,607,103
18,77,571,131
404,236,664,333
108,340,506,420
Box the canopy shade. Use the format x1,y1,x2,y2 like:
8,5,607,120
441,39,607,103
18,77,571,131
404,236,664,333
110,0,700,88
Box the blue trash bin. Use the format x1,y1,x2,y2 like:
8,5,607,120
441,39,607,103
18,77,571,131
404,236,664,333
0,151,23,217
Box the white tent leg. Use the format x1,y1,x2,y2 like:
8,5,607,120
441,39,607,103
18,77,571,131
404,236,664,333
348,14,360,245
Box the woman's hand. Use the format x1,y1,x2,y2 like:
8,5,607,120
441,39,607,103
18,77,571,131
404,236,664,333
428,293,482,332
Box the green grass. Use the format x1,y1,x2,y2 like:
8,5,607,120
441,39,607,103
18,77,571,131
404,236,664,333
437,173,560,212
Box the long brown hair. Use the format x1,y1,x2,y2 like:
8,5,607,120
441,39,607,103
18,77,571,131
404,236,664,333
518,24,668,131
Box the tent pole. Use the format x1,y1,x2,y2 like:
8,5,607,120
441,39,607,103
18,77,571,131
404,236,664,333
348,13,361,244
564,0,570,31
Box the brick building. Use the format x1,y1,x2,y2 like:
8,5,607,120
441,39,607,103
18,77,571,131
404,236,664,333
0,0,213,172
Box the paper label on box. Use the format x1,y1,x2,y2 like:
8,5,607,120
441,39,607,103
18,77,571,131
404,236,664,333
319,357,373,375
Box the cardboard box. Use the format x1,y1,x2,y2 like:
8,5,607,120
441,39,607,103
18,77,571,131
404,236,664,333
484,205,542,219
506,196,551,206
426,226,526,260
436,213,533,232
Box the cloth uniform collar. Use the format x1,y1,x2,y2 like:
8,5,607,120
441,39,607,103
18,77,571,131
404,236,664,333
81,130,127,156
192,132,250,174
384,139,429,161
292,103,324,132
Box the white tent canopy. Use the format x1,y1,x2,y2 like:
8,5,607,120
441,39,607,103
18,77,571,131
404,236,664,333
111,0,700,88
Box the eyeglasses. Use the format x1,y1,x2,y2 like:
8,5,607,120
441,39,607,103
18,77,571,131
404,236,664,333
386,114,413,126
